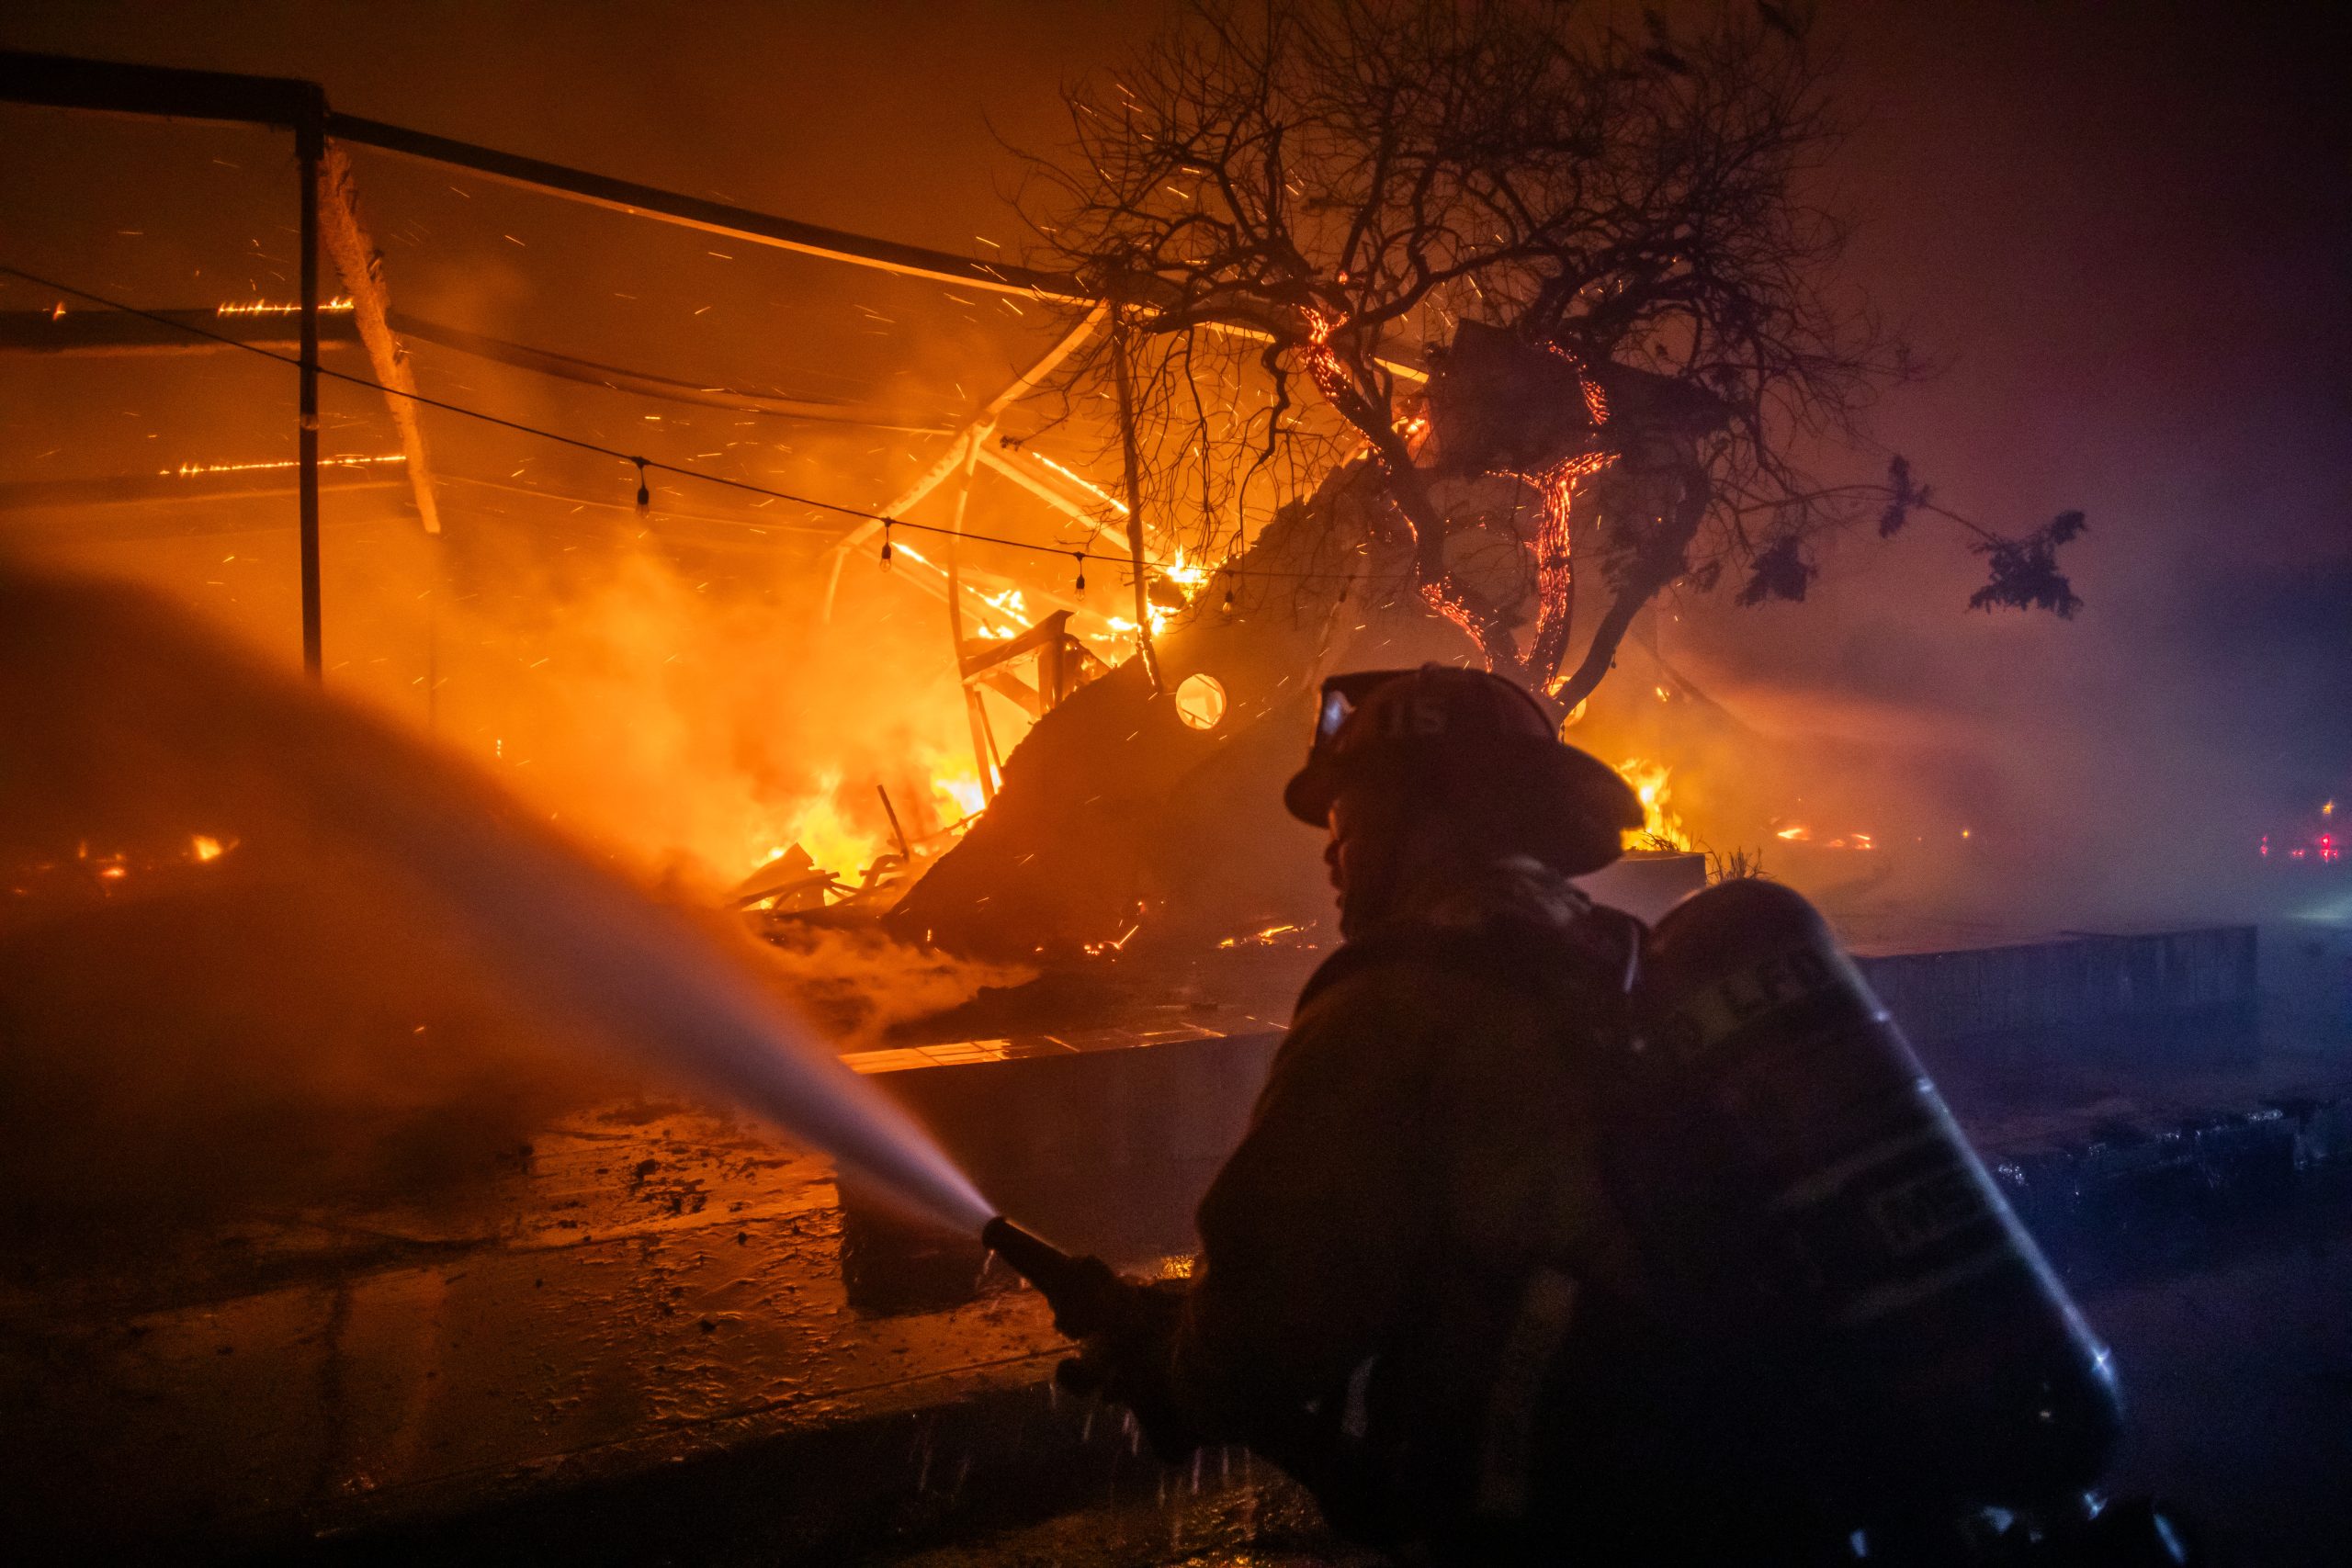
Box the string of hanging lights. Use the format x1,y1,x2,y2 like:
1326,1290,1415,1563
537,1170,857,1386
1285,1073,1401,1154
0,262,1388,587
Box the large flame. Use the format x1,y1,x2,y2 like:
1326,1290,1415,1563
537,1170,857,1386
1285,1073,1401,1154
1616,757,1692,852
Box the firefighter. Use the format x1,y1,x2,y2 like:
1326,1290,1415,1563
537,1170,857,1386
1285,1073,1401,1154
1066,663,1707,1559
1055,664,2168,1564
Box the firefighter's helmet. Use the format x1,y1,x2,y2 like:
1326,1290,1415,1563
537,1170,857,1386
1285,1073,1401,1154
1283,665,1641,874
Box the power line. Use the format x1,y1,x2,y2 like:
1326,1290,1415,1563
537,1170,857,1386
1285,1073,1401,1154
0,262,1382,583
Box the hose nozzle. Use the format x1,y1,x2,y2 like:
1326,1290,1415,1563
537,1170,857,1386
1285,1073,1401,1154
981,1215,1128,1339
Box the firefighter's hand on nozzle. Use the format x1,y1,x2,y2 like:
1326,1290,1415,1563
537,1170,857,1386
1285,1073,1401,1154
1054,1279,1196,1461
981,1219,1198,1459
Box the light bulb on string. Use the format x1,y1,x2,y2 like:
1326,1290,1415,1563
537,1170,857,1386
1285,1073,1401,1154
631,457,650,513
1072,552,1087,595
880,520,893,570
1221,579,1235,615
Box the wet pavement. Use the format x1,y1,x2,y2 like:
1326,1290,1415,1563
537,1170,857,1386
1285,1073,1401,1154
0,1099,1066,1558
854,1181,2352,1568
5,1040,2347,1563
871,1477,1369,1568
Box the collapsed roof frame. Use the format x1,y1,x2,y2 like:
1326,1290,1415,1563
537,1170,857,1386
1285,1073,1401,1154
0,47,1428,701
0,47,1102,683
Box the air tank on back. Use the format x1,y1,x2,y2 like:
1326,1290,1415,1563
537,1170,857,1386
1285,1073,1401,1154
1638,878,2122,1516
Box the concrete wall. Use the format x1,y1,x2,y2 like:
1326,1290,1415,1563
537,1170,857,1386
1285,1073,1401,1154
844,925,2267,1303
842,1027,1282,1304
2258,919,2352,1040
1857,925,2259,1068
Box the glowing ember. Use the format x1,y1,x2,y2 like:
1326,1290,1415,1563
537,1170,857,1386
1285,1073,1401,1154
1217,921,1305,949
190,834,226,863
215,298,355,316
1081,923,1142,957
1774,821,1875,850
1299,307,1354,418
163,454,406,478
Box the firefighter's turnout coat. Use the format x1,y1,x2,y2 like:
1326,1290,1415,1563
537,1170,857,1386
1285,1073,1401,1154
1154,853,1748,1555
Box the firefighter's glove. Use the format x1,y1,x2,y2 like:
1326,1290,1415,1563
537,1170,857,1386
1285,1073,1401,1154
1055,1278,1198,1462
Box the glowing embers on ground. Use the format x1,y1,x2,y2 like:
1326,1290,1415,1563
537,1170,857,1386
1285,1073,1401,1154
6,833,236,902
1080,921,1142,958
1216,920,1314,951
1771,823,1877,852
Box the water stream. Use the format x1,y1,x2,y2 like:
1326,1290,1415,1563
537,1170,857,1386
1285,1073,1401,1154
0,562,994,1235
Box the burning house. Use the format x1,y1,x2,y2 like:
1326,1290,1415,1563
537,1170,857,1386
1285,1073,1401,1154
2,6,2349,1564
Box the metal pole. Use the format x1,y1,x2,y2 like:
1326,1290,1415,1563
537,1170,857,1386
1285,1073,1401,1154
298,105,323,679
1110,319,1162,694
942,428,998,797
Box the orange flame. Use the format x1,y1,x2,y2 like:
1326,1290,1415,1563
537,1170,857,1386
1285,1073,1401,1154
1616,758,1691,852
216,298,355,316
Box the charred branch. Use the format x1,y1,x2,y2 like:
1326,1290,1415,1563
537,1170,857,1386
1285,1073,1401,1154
1012,0,2079,709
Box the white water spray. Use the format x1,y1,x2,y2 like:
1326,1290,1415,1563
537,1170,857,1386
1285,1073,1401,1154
0,563,993,1235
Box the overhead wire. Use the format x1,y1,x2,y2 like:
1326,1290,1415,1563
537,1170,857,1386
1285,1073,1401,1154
0,262,1385,584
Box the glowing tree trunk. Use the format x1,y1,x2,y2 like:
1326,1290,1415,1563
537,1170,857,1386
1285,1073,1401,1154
892,322,1726,959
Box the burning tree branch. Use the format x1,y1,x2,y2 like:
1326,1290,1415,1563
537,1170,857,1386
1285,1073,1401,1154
1012,0,2085,706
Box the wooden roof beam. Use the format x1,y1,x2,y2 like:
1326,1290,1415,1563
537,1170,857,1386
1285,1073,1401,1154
317,142,442,535
323,113,1086,303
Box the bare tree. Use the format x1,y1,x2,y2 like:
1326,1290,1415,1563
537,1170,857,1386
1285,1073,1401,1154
1017,0,2085,710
